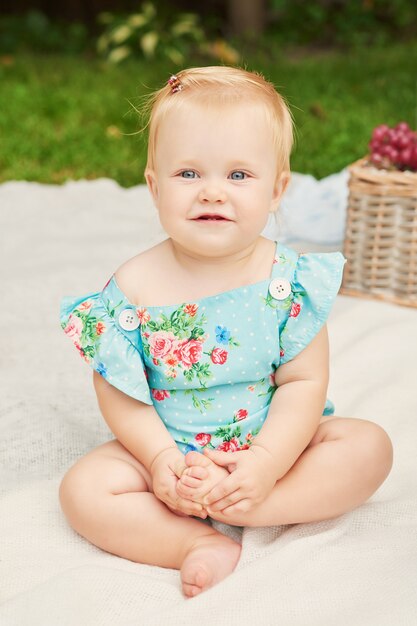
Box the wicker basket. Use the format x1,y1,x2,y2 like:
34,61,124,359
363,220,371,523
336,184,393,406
340,157,417,308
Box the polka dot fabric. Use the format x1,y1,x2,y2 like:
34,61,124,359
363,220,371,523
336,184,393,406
59,242,346,454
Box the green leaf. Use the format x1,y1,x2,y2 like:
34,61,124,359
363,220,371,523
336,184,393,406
171,15,200,37
165,47,184,66
215,426,232,439
111,25,133,44
127,14,148,29
140,32,159,58
96,34,110,54
142,1,157,20
190,326,205,340
97,12,114,26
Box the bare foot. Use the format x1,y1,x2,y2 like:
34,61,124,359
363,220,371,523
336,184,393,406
181,532,241,598
176,451,229,505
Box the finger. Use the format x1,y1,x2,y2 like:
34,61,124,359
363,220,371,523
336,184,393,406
202,475,239,506
176,496,204,517
173,460,187,479
203,448,240,466
179,474,203,488
218,498,252,516
205,488,242,513
183,466,208,480
176,481,202,498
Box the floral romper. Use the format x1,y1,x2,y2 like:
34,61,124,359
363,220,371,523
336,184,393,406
60,241,346,455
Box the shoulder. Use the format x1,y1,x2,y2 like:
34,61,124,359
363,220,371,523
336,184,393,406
114,240,170,305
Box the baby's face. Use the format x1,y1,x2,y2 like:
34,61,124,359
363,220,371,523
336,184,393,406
146,101,289,258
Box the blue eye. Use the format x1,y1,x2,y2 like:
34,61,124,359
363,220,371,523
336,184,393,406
180,170,197,179
230,171,246,180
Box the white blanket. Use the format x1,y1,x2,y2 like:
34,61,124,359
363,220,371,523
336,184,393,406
1,179,416,626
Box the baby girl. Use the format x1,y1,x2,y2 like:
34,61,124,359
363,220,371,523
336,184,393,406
59,66,393,598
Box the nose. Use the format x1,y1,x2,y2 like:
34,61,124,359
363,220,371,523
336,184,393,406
198,182,227,204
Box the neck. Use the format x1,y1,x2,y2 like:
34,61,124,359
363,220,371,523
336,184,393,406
168,238,265,279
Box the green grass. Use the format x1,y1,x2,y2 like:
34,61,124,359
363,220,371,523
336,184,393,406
0,42,416,186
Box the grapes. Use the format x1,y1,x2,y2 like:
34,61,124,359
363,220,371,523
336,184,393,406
368,122,417,172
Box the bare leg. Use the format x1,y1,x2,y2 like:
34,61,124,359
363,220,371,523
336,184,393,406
59,440,241,597
205,417,393,527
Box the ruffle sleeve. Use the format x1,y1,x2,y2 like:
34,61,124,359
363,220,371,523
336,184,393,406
278,251,346,365
59,285,152,405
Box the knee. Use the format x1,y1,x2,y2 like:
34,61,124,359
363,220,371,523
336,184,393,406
356,421,393,484
59,459,101,531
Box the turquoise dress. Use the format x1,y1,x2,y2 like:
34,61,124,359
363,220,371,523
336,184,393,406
60,242,346,455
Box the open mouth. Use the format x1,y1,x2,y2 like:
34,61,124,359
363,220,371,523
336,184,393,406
194,215,230,221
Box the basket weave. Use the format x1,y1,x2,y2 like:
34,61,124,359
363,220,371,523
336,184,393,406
340,157,417,308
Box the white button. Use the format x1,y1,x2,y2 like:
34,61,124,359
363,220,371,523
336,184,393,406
269,278,292,300
118,308,140,331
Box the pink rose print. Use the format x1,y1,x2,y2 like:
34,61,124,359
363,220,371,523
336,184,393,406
151,389,170,401
136,307,151,324
234,409,248,422
73,339,89,363
290,302,301,318
269,373,275,387
217,437,240,452
210,348,228,365
79,300,92,311
149,331,176,359
96,321,106,335
240,444,250,450
246,433,253,442
247,385,255,392
195,433,211,447
64,314,83,339
173,339,203,369
165,368,177,379
280,349,285,358
184,303,198,317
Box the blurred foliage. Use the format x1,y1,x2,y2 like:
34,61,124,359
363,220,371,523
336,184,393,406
269,0,417,47
1,41,416,186
1,1,415,57
0,10,89,54
96,1,239,65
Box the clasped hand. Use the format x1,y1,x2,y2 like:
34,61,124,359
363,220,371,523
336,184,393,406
172,444,277,519
151,444,277,520
150,447,208,519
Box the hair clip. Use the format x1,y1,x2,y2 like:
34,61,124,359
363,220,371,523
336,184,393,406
167,74,183,93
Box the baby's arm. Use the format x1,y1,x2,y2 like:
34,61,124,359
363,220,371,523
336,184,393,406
201,325,330,515
92,371,207,518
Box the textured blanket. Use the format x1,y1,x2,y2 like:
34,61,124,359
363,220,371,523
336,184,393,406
1,178,416,626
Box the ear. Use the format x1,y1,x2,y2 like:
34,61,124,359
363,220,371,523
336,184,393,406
270,171,291,213
145,168,159,207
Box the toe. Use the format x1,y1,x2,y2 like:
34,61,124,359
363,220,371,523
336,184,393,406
185,451,212,468
182,582,201,598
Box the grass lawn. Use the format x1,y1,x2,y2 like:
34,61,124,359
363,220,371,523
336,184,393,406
0,42,416,186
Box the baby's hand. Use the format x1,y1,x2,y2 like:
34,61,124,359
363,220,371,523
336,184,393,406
150,448,207,519
176,451,230,506
199,445,277,516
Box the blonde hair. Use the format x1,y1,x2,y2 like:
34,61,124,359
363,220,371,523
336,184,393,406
139,65,294,176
